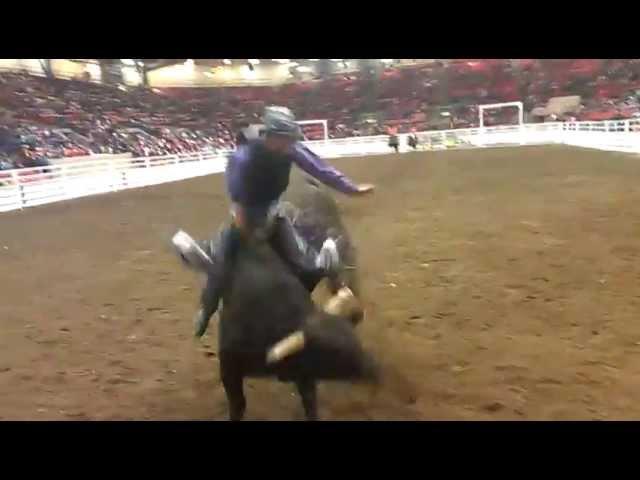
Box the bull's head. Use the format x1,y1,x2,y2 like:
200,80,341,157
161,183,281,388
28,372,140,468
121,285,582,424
266,287,363,364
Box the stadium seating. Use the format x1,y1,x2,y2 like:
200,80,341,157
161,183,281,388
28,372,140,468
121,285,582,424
1,59,640,169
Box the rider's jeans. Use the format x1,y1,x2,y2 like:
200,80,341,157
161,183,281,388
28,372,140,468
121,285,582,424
199,211,327,321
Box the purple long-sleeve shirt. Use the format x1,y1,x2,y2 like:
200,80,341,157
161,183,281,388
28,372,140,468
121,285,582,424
225,139,359,207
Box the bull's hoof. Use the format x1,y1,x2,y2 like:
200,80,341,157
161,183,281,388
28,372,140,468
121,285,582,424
229,407,246,421
229,402,246,421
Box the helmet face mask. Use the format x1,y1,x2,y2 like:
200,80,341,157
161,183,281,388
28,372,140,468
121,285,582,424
264,131,297,153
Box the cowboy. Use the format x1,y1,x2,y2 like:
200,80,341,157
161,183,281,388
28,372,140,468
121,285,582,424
174,106,374,337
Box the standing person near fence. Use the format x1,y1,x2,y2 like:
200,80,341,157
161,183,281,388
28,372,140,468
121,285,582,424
387,125,399,153
407,127,418,150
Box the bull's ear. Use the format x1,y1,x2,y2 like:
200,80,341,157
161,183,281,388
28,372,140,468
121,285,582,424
266,331,306,364
324,287,359,317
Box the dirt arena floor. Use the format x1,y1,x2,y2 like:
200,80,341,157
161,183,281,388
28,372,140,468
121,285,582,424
3,144,640,420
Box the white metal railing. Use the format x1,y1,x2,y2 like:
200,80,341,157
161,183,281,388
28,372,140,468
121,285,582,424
0,151,229,213
557,119,640,153
2,119,640,213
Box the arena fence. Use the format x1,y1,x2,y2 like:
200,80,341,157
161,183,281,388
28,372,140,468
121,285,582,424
1,119,640,213
0,152,228,213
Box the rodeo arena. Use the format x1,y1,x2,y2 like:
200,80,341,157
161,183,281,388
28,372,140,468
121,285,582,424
3,58,640,421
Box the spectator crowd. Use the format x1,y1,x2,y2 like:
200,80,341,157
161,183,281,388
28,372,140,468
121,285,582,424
2,59,640,171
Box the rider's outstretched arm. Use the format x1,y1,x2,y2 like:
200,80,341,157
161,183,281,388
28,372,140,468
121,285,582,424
291,143,370,195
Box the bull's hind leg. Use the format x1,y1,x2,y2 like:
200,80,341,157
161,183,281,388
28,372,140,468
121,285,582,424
219,355,246,421
295,378,318,421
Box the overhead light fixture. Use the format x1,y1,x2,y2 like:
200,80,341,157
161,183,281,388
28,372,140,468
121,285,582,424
248,59,260,65
223,59,232,65
120,59,136,66
308,59,319,61
380,59,394,64
296,66,312,73
330,59,342,62
136,61,144,67
184,59,194,66
272,59,289,63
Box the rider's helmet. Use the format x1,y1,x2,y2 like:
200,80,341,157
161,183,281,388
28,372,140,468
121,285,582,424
262,106,304,140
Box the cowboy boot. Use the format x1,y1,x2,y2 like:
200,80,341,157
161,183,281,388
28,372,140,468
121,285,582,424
171,230,215,274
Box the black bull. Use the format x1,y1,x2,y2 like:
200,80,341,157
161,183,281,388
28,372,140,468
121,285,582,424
218,234,378,420
216,175,376,420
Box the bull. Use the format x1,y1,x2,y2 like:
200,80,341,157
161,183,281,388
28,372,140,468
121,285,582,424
216,233,378,421
173,174,374,419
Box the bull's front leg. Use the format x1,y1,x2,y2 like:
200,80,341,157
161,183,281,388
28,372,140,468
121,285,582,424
219,354,246,421
295,378,318,421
